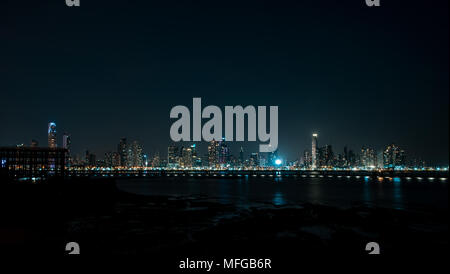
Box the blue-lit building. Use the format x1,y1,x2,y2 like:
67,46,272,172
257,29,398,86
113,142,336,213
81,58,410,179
48,122,57,148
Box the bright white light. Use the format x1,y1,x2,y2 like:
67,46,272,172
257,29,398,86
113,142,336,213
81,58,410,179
275,159,282,165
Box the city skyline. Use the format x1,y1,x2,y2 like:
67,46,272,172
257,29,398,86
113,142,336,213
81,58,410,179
1,0,448,165
5,120,444,169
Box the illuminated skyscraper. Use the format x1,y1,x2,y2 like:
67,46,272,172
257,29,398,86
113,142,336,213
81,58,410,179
167,145,179,168
182,146,193,168
105,151,120,167
208,140,219,168
131,140,143,167
152,152,161,167
218,138,230,166
311,133,318,169
62,133,71,149
360,146,377,169
318,145,333,168
143,154,148,168
118,138,127,167
48,122,57,148
239,147,244,167
85,150,96,166
62,133,71,167
105,152,113,167
191,144,202,167
383,144,405,169
302,150,311,168
249,153,259,168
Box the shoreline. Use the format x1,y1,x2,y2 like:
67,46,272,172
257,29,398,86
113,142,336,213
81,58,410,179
0,178,448,257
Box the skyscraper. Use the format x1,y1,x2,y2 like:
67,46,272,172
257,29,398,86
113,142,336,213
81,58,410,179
85,150,96,167
383,144,405,169
62,133,71,167
208,140,219,168
152,152,161,167
360,146,377,169
182,146,193,168
105,152,113,167
239,146,244,167
191,144,202,167
249,153,259,168
311,133,318,169
167,145,179,168
302,150,311,168
130,140,143,167
218,138,230,167
318,145,334,168
48,122,57,148
118,138,127,167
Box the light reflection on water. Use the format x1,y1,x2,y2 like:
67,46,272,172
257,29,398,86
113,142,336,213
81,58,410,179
392,179,404,210
117,176,448,211
272,192,285,206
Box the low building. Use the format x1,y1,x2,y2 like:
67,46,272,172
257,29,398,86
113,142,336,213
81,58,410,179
0,146,67,181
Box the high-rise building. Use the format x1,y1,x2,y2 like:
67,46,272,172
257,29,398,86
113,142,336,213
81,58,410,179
258,152,268,167
62,133,70,149
182,146,193,168
105,152,113,167
118,138,127,167
85,150,96,167
318,145,333,168
377,150,384,168
383,144,405,169
360,147,377,169
152,152,161,167
269,150,278,167
167,145,179,168
208,140,219,168
302,150,311,168
130,140,143,167
191,144,202,167
249,153,259,168
348,149,357,167
311,133,318,169
343,146,349,167
143,154,149,168
48,122,57,148
62,133,71,167
105,151,120,167
239,147,244,167
218,138,230,166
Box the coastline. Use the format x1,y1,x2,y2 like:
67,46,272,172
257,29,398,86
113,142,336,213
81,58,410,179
0,178,447,258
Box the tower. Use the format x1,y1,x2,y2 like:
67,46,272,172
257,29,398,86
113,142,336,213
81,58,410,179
118,138,127,167
239,146,244,167
208,140,219,168
48,122,57,148
62,133,71,167
311,133,318,169
168,145,179,168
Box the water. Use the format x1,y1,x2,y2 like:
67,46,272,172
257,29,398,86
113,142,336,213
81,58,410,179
117,176,448,211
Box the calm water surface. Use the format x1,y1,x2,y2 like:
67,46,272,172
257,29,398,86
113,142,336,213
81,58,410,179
117,176,448,211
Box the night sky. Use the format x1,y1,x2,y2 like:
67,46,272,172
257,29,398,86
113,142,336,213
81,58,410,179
1,0,448,165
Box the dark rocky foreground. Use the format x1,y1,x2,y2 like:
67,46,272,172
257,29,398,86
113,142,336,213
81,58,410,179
0,178,448,264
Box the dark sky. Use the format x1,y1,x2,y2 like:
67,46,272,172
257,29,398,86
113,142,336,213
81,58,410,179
1,0,448,165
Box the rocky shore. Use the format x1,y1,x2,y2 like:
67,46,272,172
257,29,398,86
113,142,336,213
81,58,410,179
0,178,447,261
